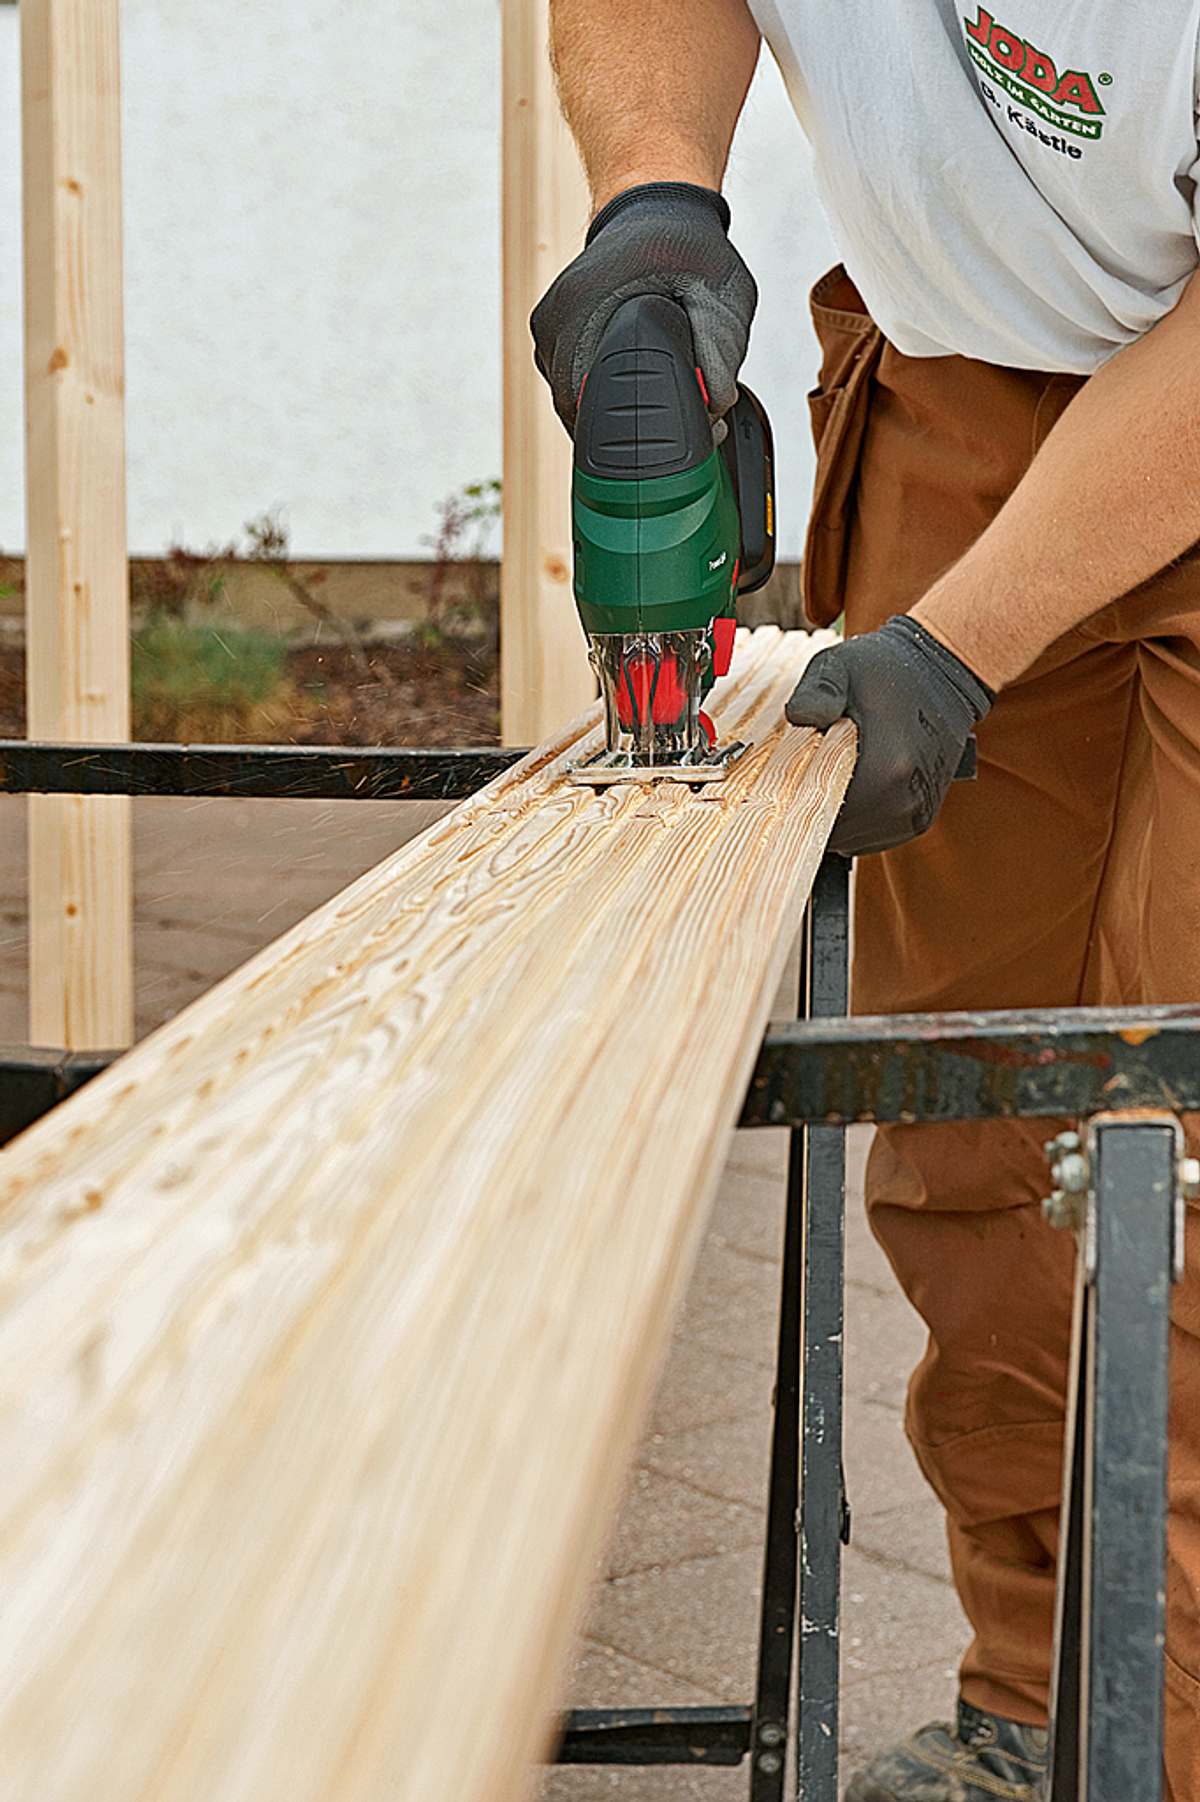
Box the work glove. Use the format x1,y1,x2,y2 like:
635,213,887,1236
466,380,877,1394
530,181,757,434
784,616,993,857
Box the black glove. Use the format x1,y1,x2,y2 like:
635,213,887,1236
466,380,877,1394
530,181,757,434
784,616,993,857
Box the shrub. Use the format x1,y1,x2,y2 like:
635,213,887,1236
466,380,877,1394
132,615,297,742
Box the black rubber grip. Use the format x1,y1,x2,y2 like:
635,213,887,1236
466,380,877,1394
575,295,712,481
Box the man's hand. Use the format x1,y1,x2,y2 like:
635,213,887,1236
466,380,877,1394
530,182,757,434
785,617,993,857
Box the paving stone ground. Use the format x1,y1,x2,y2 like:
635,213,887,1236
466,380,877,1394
0,794,969,1794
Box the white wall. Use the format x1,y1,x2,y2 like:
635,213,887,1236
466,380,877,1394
0,3,836,561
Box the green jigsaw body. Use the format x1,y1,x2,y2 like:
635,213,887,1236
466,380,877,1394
573,450,741,669
567,293,774,775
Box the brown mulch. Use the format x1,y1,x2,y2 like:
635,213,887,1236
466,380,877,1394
284,640,499,745
0,638,500,748
0,646,21,741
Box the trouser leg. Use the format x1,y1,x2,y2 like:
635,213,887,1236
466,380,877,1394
1102,599,1200,1802
804,290,1131,1725
808,272,1200,1764
852,631,1139,1726
857,590,1200,1776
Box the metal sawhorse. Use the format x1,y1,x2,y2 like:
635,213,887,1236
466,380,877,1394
563,857,1192,1802
2,745,1196,1801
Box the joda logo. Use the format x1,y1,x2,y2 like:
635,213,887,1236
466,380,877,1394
963,6,1107,138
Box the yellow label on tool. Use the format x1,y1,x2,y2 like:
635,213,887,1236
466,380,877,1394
766,493,774,538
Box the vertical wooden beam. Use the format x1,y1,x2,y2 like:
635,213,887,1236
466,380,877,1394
21,0,133,1049
499,0,594,746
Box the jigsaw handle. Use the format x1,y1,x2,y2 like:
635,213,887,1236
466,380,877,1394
574,295,713,482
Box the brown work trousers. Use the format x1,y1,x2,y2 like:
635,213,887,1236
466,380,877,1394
803,267,1200,1796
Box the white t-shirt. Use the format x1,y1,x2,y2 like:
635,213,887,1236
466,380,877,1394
747,0,1200,371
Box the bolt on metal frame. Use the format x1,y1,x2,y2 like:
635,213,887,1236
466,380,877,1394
1,742,1193,1800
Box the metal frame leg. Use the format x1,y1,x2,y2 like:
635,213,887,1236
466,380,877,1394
557,861,854,1783
747,949,808,1798
749,854,851,1802
1049,1114,1181,1802
796,856,851,1799
795,856,851,1800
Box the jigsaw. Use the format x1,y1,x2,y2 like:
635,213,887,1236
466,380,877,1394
568,294,775,784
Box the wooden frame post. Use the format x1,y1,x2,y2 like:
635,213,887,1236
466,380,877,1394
499,0,595,746
21,0,133,1049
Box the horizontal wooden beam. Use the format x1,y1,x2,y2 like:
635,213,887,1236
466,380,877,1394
0,629,853,1802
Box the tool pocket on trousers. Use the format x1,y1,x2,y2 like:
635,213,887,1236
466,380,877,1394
801,266,884,628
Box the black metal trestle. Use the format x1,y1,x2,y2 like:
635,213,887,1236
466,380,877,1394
0,741,1185,1799
556,864,1183,1801
1048,1119,1179,1802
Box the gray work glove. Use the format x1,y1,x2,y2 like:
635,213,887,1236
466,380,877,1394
530,181,757,434
785,616,993,857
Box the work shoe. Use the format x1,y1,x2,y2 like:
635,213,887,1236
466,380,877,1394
844,1698,1049,1800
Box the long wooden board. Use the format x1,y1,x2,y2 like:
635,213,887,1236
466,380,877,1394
0,628,854,1802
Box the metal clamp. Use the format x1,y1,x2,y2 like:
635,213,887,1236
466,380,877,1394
1043,1118,1194,1283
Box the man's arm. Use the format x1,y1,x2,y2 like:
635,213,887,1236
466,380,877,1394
530,1,762,431
786,275,1200,856
913,273,1200,690
551,0,761,208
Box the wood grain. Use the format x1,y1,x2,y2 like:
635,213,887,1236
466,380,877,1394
0,629,854,1802
21,0,133,1049
499,0,596,745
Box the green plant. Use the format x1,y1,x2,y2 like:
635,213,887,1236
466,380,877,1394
132,540,236,619
242,510,380,680
132,615,294,741
0,556,24,608
417,478,502,645
132,510,389,690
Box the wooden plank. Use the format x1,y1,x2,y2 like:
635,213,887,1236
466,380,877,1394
499,0,595,745
0,629,854,1802
21,0,133,1050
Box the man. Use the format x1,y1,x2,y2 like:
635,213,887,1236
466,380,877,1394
530,4,1200,1799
